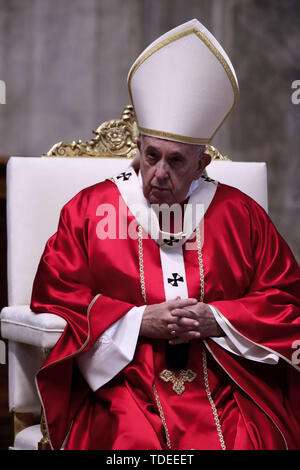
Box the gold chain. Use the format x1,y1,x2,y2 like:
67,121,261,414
138,223,226,450
138,225,171,447
196,226,205,302
138,225,147,303
202,348,226,450
152,383,172,449
197,225,226,450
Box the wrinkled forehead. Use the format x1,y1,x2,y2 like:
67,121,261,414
140,134,204,156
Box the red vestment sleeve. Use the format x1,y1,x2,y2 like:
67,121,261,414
210,197,300,366
204,195,300,447
30,190,135,449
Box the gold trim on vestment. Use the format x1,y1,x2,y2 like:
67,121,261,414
196,226,205,303
202,349,226,450
152,383,172,449
212,306,300,373
203,340,288,449
159,369,197,395
138,217,227,450
35,293,102,450
128,27,239,144
138,225,147,303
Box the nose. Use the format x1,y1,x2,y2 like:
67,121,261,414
154,160,169,181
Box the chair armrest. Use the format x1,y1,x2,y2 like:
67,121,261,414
0,305,66,349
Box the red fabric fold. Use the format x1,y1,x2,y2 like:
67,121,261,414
30,180,300,449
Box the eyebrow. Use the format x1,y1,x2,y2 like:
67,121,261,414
145,145,160,154
168,152,185,159
144,146,185,159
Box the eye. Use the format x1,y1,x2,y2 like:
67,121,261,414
146,152,158,164
170,155,184,168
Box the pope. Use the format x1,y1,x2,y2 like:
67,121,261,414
31,19,300,450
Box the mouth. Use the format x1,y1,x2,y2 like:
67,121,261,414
151,186,171,192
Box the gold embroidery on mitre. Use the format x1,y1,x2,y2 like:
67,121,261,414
159,369,197,395
127,27,239,145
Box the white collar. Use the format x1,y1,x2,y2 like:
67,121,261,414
113,166,217,248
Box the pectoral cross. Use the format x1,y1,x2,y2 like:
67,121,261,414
159,369,197,395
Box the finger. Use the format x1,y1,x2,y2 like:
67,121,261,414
174,316,199,328
169,331,201,345
169,330,200,341
167,321,198,333
167,298,198,310
171,308,197,320
178,317,199,328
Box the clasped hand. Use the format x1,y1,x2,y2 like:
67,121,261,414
140,297,224,344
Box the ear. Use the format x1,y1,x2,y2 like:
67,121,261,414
201,153,212,169
194,153,211,179
131,151,140,171
137,138,142,151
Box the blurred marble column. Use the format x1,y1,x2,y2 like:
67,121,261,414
209,0,236,152
0,0,142,156
229,0,300,262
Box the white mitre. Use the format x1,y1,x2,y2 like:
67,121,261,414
127,18,239,145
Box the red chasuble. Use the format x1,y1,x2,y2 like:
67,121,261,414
30,177,300,450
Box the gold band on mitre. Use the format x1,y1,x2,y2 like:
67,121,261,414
128,20,239,145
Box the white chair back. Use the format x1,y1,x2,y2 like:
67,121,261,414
2,156,268,446
6,157,268,307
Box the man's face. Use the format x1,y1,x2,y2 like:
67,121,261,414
138,136,211,205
